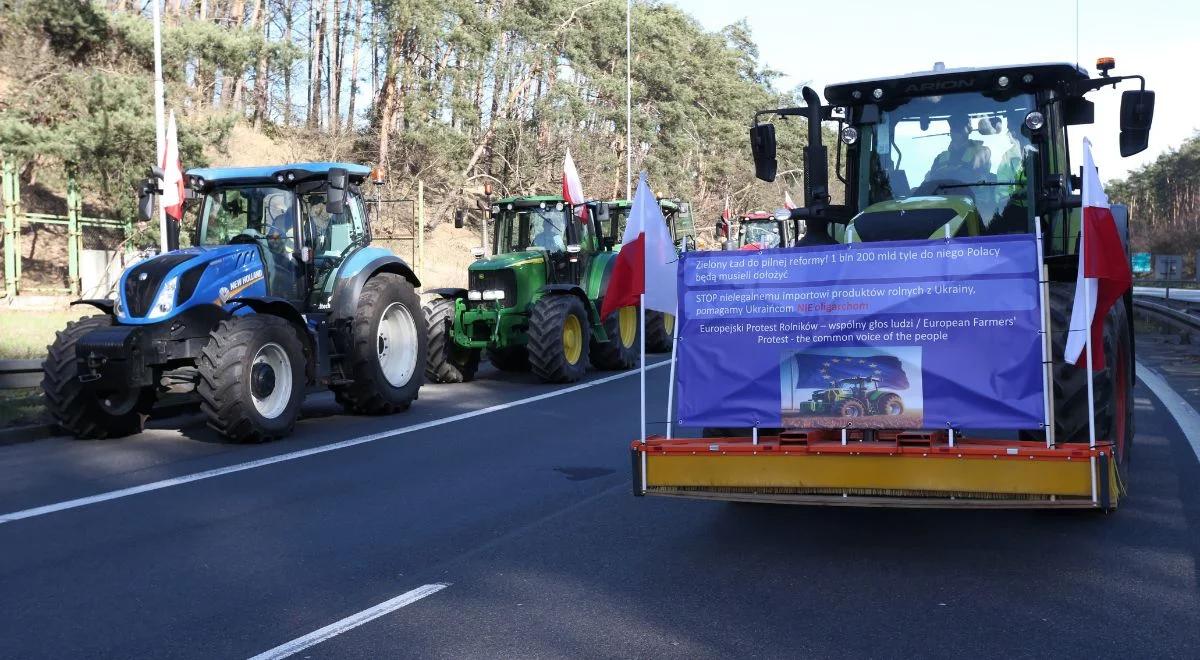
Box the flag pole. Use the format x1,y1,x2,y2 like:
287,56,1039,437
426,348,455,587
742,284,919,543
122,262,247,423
1035,214,1055,449
1083,212,1098,505
151,0,169,254
664,245,685,439
639,292,648,492
625,0,633,199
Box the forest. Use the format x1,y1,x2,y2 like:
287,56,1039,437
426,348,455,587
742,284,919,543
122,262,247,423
0,0,813,241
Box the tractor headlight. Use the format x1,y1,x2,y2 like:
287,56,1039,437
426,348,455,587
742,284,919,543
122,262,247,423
482,289,505,301
113,295,125,317
1024,111,1046,131
468,290,482,301
147,277,179,319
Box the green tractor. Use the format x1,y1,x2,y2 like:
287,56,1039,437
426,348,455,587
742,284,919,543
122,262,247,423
423,195,639,383
602,196,695,353
749,59,1154,474
799,376,904,418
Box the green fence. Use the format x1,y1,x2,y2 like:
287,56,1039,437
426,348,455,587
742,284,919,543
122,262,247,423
1,159,132,298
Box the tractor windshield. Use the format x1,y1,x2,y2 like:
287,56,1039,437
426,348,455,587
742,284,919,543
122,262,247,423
495,205,568,253
194,186,297,247
742,221,782,248
859,91,1036,234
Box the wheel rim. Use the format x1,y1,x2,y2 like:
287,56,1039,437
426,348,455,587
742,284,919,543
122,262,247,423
886,401,903,415
619,307,637,348
663,313,675,336
377,302,419,387
562,314,583,365
845,405,861,417
251,342,292,419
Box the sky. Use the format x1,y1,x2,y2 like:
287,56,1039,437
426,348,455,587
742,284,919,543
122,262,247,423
672,0,1198,180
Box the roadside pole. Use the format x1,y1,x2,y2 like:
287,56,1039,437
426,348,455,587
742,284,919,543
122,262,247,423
151,0,169,254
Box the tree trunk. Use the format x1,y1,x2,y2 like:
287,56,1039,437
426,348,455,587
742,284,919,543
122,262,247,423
345,0,364,129
328,0,342,133
376,28,409,168
309,1,326,129
218,0,248,108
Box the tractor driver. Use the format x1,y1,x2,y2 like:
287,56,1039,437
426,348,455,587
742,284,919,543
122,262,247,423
924,114,992,187
530,211,565,252
263,193,301,299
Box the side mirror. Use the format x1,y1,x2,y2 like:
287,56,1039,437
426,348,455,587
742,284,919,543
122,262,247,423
679,202,691,214
750,123,778,182
137,183,155,222
454,210,466,229
326,167,348,214
595,203,611,222
1119,90,1155,157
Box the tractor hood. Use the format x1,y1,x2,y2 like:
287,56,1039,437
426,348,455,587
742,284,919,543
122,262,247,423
847,195,981,242
116,244,268,325
468,250,548,272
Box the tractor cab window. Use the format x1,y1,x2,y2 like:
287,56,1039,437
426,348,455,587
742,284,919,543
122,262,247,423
608,207,631,243
859,91,1036,234
195,186,302,301
495,205,569,253
742,221,782,248
303,190,364,261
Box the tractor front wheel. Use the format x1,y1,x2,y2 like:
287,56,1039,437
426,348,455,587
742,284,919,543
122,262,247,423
423,297,479,383
528,295,590,383
645,311,674,353
836,399,866,417
333,273,427,414
876,393,904,416
590,305,639,370
198,315,306,442
42,315,155,439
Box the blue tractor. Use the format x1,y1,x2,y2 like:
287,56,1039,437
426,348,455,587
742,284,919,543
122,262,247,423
42,163,428,442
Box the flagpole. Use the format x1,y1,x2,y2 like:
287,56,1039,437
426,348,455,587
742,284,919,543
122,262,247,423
664,245,685,439
151,0,169,254
625,0,633,199
1083,215,1098,505
639,292,647,492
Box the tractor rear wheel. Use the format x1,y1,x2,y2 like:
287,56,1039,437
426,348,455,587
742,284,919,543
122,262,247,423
42,315,155,439
836,399,866,417
645,311,674,353
1045,282,1133,482
198,315,306,442
423,297,479,383
333,273,427,414
876,393,904,416
488,346,530,372
589,305,639,370
527,295,589,383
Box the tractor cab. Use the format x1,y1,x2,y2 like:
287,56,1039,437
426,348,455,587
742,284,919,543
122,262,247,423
598,197,696,251
715,211,790,250
752,60,1154,258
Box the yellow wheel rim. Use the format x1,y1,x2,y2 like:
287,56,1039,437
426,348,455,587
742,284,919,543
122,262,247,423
562,314,583,365
619,306,637,348
663,313,675,336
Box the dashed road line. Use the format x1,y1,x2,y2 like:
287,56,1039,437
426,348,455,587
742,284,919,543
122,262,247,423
1137,362,1200,463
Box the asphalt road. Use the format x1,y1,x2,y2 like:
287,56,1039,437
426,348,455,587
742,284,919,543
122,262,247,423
1,349,1198,659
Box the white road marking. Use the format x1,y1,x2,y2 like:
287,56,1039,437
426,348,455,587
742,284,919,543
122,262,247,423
247,583,450,660
1137,362,1200,463
0,362,671,525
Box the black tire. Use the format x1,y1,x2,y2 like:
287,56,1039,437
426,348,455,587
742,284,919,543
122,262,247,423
589,305,639,370
488,345,530,372
333,273,428,414
423,297,479,383
198,315,306,442
645,311,674,353
41,315,154,439
527,295,589,383
876,393,904,416
1045,283,1133,476
837,399,866,417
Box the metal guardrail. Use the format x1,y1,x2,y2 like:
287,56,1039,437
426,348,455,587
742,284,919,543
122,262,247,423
1131,297,1200,336
0,359,42,389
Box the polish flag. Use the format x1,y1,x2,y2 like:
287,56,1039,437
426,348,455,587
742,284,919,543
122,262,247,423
784,190,797,210
159,110,184,221
1064,138,1132,370
600,172,677,319
562,149,588,222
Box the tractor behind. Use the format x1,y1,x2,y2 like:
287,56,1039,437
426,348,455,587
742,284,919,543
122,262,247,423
715,211,792,250
423,195,639,384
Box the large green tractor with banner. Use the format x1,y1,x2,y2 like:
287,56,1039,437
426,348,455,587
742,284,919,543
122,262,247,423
423,195,639,384
603,196,695,353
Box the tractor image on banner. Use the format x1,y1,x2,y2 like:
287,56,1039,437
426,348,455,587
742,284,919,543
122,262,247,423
42,163,428,443
632,59,1151,510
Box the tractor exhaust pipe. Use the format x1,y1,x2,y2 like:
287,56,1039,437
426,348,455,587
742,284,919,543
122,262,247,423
800,86,833,244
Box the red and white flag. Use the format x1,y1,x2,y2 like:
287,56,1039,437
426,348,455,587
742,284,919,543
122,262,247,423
159,110,184,221
1064,138,1132,369
562,149,588,222
784,189,797,210
600,172,677,319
